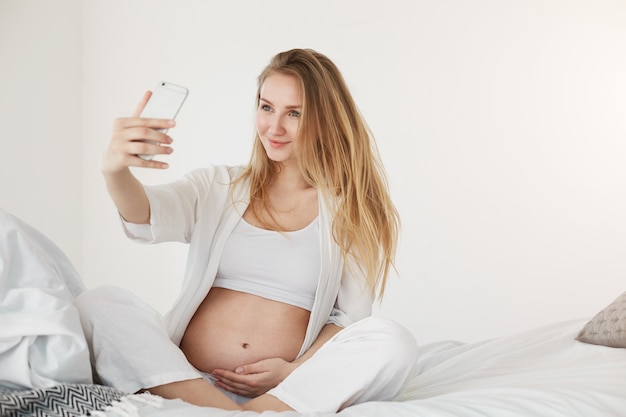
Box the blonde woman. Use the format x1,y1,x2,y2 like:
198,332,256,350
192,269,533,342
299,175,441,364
78,48,417,413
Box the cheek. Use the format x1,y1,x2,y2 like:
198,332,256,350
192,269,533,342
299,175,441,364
286,119,300,136
256,112,269,134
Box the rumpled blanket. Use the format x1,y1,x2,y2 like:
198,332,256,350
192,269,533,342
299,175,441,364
0,208,92,389
0,383,125,417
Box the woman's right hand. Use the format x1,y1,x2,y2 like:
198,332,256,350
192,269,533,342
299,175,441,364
101,91,176,176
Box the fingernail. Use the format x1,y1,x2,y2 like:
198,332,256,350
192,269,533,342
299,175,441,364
235,367,243,374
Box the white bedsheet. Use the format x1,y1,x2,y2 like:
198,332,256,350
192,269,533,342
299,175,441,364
0,208,92,389
98,319,626,416
386,319,626,416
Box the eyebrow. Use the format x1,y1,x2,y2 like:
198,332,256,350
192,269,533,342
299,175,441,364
259,97,302,110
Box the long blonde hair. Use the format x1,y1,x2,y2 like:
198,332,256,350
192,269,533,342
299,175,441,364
236,48,399,299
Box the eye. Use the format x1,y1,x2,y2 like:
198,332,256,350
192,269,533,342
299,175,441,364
288,110,301,118
260,104,272,112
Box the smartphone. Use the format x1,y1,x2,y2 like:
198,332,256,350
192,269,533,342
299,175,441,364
138,81,189,160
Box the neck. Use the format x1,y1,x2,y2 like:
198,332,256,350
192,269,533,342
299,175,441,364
272,162,311,191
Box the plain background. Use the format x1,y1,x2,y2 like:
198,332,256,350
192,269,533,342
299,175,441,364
1,0,625,344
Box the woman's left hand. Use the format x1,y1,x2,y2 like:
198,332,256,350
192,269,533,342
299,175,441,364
211,358,297,397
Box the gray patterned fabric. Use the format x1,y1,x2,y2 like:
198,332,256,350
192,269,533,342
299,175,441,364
0,384,125,417
576,291,626,348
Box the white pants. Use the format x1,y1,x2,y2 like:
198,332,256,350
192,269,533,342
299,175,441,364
76,286,418,413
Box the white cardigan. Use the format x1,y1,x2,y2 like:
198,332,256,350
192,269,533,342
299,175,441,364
124,165,373,358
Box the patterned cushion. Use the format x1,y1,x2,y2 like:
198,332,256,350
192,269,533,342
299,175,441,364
576,291,626,348
0,384,125,417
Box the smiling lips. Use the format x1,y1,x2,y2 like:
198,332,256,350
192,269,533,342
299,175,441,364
268,138,290,149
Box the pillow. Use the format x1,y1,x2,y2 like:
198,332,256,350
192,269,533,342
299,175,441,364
576,291,626,348
0,208,92,389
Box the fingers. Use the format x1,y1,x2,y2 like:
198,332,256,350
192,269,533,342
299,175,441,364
113,125,174,154
211,369,245,381
211,369,258,387
138,157,169,169
103,91,180,174
101,139,171,175
132,91,152,117
212,374,263,397
235,365,250,374
211,366,274,397
114,116,176,131
124,126,174,148
103,117,176,174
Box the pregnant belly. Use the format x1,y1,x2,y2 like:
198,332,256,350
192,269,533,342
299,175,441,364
179,287,310,373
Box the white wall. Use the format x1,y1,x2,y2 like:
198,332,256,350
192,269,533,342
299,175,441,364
4,0,626,345
0,0,83,269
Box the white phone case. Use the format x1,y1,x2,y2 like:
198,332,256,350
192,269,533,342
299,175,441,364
138,81,188,160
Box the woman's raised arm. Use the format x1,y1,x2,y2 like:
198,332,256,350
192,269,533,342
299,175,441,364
101,91,175,224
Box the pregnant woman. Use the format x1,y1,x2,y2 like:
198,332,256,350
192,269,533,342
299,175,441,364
77,48,417,413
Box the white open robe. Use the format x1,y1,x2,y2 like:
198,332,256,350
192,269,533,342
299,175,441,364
128,164,374,357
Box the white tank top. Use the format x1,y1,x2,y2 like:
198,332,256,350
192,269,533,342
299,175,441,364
213,217,320,311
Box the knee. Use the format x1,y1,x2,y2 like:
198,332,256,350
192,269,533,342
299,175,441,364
375,318,418,369
350,317,419,371
75,285,153,336
75,285,130,317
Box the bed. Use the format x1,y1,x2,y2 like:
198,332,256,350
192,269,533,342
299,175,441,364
2,208,626,417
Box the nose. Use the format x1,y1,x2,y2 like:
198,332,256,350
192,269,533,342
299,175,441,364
268,114,286,137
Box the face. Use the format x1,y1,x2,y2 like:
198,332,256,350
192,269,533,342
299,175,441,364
256,73,302,165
